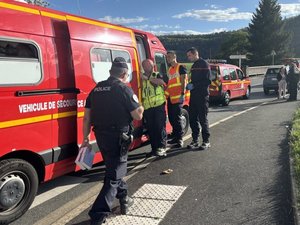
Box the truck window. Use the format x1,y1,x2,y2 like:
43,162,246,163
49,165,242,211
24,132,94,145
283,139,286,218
210,66,219,81
136,36,147,64
237,69,244,80
91,48,132,83
0,40,41,86
222,69,230,80
154,52,168,83
230,68,237,80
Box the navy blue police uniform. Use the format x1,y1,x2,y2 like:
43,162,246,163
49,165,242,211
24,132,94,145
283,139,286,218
85,63,140,222
189,58,211,144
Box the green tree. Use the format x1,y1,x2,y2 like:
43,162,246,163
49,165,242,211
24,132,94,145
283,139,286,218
248,0,290,66
218,30,250,65
25,0,50,7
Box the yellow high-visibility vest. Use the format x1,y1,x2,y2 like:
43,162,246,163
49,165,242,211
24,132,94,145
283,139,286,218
142,72,165,110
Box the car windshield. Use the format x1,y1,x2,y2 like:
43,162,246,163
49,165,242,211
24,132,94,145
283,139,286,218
210,66,218,81
266,68,280,76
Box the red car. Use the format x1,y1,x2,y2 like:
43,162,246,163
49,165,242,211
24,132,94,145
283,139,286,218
209,61,251,106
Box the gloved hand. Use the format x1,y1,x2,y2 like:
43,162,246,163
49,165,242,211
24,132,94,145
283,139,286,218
186,83,194,90
179,94,185,104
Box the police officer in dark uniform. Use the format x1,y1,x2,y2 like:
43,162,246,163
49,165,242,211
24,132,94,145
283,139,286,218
81,57,144,225
287,60,300,101
186,47,211,150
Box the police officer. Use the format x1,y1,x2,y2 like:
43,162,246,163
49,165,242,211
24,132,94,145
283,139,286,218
287,60,300,101
81,57,144,225
141,59,167,156
165,51,187,148
186,47,211,150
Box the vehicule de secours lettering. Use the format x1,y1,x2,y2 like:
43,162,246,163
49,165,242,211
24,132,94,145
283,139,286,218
18,99,85,113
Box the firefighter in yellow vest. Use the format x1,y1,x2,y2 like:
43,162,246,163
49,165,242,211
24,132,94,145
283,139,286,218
141,59,167,156
165,51,187,148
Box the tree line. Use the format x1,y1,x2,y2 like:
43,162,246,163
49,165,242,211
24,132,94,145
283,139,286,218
23,0,299,67
159,0,299,67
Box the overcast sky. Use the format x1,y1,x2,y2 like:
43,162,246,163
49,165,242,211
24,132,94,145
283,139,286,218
46,0,300,35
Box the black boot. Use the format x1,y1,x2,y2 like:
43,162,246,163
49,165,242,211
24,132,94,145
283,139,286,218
119,196,134,215
90,217,106,225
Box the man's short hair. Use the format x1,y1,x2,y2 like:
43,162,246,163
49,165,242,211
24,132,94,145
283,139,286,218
167,50,176,56
186,47,198,54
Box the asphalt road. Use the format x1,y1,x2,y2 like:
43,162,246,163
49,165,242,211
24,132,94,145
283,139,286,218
11,76,299,225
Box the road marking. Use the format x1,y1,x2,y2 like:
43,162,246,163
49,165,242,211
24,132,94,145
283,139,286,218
61,184,187,225
102,184,187,224
30,176,88,209
183,103,263,141
35,101,266,224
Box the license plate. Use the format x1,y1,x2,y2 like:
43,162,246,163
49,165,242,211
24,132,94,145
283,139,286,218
272,78,277,81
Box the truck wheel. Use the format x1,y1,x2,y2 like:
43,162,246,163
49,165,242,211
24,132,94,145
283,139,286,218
222,92,230,106
180,108,189,136
243,87,250,99
0,159,38,225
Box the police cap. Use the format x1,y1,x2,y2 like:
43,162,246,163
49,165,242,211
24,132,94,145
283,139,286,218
112,57,128,69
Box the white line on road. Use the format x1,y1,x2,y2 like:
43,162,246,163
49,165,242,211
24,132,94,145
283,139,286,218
30,176,88,209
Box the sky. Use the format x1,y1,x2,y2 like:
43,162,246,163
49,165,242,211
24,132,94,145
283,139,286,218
45,0,300,35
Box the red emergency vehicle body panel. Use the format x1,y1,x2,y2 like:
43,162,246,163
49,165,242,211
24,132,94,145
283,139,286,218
0,2,79,179
0,2,44,35
67,18,144,151
209,64,251,99
0,30,52,156
0,0,168,182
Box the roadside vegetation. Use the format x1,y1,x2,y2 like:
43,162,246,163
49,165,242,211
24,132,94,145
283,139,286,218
290,109,300,205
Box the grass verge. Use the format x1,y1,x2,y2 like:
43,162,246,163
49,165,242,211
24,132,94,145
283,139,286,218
290,109,300,208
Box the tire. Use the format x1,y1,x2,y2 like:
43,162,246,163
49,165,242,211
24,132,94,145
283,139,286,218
180,108,189,136
243,87,250,99
222,92,230,106
0,159,38,225
264,88,269,95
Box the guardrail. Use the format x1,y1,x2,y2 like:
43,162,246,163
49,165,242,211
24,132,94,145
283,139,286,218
246,65,283,76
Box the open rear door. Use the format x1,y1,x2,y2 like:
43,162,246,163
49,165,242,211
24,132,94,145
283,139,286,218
66,15,143,151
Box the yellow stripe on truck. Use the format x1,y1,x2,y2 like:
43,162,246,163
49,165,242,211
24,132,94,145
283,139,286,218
52,111,77,119
0,115,51,129
0,2,40,15
0,111,80,129
41,11,66,20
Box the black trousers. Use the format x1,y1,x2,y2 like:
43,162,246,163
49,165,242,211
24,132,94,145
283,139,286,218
144,103,167,152
289,82,298,100
167,98,183,141
89,131,128,221
189,94,210,143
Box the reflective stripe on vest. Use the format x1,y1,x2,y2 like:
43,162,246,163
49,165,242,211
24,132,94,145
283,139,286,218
142,73,165,110
166,64,183,104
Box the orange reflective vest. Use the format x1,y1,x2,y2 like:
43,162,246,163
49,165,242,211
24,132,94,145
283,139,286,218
165,64,184,104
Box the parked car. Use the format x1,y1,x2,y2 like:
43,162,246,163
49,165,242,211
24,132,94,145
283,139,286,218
263,67,282,95
209,61,251,106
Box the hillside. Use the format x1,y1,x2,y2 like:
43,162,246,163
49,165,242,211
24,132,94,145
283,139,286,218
158,15,300,63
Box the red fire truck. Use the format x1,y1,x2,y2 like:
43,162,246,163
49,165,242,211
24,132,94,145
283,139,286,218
0,1,190,223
